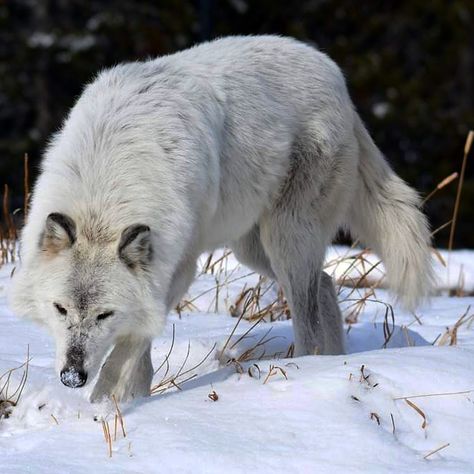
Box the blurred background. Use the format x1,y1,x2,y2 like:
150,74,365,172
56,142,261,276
0,0,472,247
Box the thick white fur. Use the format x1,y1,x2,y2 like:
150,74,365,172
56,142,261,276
9,36,433,401
350,115,434,310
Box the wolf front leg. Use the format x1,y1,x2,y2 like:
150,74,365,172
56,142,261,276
90,336,153,403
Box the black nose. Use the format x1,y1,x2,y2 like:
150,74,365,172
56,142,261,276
60,367,87,388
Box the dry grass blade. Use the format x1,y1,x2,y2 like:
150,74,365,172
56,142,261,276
0,346,31,419
153,324,176,376
227,326,289,364
343,258,383,293
421,172,458,206
227,358,244,374
342,298,395,348
405,399,427,429
201,252,214,274
393,389,473,401
448,130,473,252
382,304,395,348
329,250,385,301
1,183,18,265
181,250,290,321
219,307,247,361
107,422,112,457
437,305,473,346
262,364,287,384
343,289,375,324
174,341,193,383
2,185,13,238
101,419,113,458
229,276,288,322
228,305,272,350
370,412,381,425
151,342,217,395
430,221,453,238
402,326,415,346
114,414,118,442
431,247,446,267
184,271,256,308
101,418,107,440
390,413,396,435
1,153,31,266
424,443,450,459
248,364,261,379
199,249,232,275
112,394,126,438
359,364,378,387
175,299,199,316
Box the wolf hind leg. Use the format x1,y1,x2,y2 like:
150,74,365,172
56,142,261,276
90,336,153,403
259,209,330,356
319,272,345,354
258,136,353,356
231,223,344,355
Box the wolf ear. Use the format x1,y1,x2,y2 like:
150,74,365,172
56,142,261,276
118,224,152,269
40,212,76,254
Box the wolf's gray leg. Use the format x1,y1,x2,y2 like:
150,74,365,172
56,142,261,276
230,225,276,279
260,213,328,356
165,255,198,312
90,336,153,403
320,272,345,354
258,138,352,356
232,224,344,355
261,223,345,355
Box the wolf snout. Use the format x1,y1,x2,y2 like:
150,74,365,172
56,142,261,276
60,367,88,388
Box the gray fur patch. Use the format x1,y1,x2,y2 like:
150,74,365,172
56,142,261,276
65,336,86,368
68,253,106,313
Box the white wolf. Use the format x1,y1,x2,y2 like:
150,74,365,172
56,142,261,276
9,36,433,402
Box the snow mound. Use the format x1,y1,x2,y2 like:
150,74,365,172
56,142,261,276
1,249,474,472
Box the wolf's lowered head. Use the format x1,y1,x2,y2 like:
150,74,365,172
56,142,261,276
10,212,163,389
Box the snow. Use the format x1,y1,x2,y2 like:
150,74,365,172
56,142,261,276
1,248,474,473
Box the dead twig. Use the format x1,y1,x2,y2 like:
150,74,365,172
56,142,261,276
424,443,450,459
405,399,427,430
111,394,126,438
448,130,473,252
262,364,287,384
393,389,473,401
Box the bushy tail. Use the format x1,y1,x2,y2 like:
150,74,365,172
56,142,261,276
349,113,434,310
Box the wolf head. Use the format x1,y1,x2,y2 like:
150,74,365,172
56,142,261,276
10,212,162,388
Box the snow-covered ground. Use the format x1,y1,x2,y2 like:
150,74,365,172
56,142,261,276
1,248,473,473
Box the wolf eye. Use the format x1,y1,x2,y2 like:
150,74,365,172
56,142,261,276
54,303,67,315
97,311,114,321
